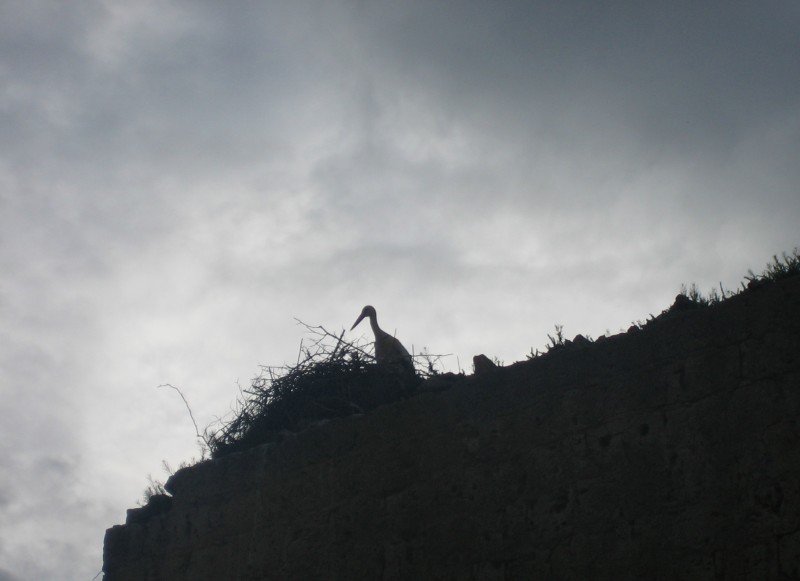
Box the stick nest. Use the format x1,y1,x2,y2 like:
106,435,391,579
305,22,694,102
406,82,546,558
206,321,442,458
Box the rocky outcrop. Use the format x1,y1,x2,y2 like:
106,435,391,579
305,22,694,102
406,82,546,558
103,276,800,580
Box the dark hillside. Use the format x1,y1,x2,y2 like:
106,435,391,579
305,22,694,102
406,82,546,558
104,274,800,580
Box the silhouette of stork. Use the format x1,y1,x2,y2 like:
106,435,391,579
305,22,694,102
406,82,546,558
350,305,415,375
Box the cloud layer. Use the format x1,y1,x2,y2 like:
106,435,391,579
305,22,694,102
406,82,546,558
1,1,798,577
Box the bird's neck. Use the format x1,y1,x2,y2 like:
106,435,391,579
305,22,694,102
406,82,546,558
369,315,382,336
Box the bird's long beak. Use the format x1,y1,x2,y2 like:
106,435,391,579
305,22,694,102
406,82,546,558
350,313,366,331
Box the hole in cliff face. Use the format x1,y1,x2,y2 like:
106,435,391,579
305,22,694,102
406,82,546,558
599,434,612,448
639,424,650,436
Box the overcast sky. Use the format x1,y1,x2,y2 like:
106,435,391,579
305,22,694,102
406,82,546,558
1,1,798,578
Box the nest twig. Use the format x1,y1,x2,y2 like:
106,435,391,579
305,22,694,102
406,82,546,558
205,320,448,458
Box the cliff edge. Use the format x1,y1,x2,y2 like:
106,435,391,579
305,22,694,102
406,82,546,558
104,275,800,580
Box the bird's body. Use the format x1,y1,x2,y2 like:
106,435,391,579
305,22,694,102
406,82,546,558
350,305,415,375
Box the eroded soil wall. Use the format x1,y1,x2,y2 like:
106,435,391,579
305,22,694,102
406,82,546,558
104,276,800,580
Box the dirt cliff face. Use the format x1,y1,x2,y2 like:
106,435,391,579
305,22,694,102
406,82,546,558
103,276,800,580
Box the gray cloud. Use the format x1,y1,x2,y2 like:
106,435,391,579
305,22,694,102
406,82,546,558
0,569,22,581
1,1,798,578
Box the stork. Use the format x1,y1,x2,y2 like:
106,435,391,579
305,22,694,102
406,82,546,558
350,305,415,375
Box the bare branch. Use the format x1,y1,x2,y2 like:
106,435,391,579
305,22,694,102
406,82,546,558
157,383,209,458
